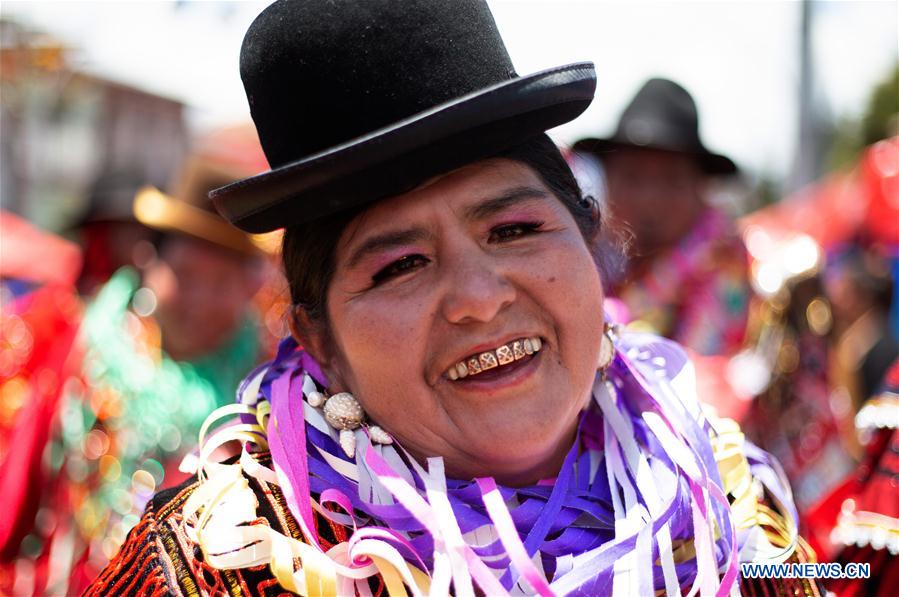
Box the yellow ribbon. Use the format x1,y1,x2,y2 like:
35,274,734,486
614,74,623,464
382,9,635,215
183,394,435,596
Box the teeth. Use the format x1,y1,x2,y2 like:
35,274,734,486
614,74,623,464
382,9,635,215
496,345,514,365
446,337,542,380
479,352,498,370
511,341,525,360
456,362,469,378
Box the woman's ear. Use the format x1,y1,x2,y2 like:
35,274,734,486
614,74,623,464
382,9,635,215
290,305,328,362
289,306,350,392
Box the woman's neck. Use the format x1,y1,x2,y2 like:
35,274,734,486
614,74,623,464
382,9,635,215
437,418,580,487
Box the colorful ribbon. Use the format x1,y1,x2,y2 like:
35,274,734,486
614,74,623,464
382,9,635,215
182,330,799,595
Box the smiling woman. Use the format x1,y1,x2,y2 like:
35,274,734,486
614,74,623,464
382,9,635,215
282,138,605,490
87,1,819,595
308,157,605,487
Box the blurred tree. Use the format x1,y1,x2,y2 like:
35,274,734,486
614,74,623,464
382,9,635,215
827,115,862,173
861,63,899,145
828,63,899,171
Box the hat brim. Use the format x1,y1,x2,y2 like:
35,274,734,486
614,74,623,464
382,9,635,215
211,63,596,233
134,187,277,255
572,137,737,176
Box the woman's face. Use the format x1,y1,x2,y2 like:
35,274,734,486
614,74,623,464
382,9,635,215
313,159,605,485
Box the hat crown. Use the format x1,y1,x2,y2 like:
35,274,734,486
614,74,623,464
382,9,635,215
614,78,701,148
241,0,517,168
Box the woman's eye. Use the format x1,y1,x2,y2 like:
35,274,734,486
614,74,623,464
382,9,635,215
489,221,543,242
372,254,429,284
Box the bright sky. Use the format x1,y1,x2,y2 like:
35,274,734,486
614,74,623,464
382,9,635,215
3,0,897,184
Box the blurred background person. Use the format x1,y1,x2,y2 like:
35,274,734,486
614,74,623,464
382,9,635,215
574,78,748,355
124,150,267,404
0,132,276,595
739,130,898,513
826,246,898,413
70,169,157,297
737,264,849,511
573,78,753,421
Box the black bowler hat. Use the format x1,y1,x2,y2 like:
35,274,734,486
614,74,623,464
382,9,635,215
573,78,736,175
211,0,596,233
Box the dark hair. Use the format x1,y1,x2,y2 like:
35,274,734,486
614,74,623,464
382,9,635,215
283,134,602,328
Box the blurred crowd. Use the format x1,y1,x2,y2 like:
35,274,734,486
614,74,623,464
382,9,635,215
1,123,292,593
567,77,899,596
1,14,898,597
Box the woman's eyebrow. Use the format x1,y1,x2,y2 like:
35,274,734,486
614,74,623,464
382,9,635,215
463,186,550,221
345,228,433,269
344,186,548,269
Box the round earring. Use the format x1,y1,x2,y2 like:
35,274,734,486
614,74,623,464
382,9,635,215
307,390,393,458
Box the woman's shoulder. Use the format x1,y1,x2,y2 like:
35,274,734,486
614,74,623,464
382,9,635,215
83,480,190,596
85,452,347,596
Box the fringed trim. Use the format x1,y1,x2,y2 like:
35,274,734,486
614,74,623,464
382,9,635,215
855,394,899,431
832,508,899,554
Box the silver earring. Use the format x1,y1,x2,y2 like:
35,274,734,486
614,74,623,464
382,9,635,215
597,323,617,375
307,390,393,458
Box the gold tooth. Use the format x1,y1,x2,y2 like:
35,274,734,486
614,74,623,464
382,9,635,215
456,362,469,378
511,340,525,360
479,351,498,370
496,344,514,365
467,357,482,375
523,339,534,355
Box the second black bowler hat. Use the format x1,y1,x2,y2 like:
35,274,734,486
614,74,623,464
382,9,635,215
211,0,596,233
573,78,737,176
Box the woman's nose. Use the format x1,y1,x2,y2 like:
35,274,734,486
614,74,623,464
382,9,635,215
439,251,516,324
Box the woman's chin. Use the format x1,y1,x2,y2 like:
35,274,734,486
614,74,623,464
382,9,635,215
447,424,577,485
431,384,584,482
